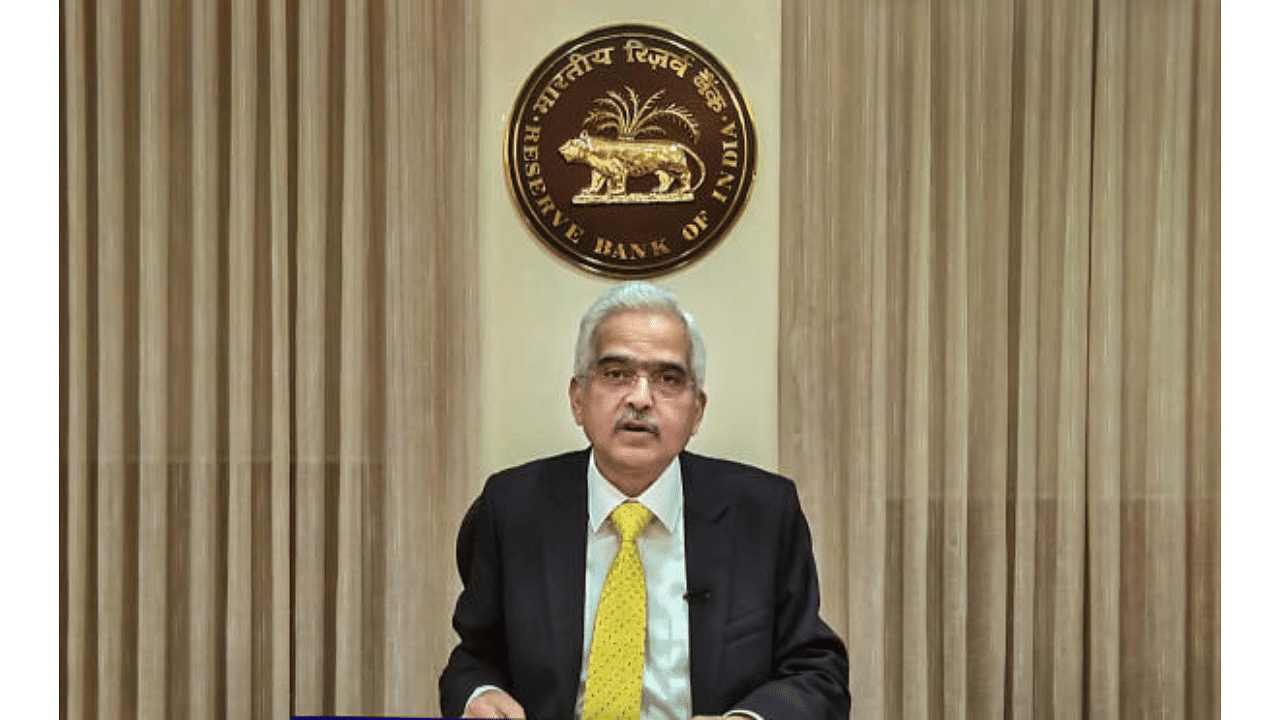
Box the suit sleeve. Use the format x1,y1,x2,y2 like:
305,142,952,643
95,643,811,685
438,491,514,718
731,483,851,720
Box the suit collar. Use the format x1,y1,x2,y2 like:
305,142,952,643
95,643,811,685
679,451,733,714
679,451,731,522
545,448,589,510
540,450,589,719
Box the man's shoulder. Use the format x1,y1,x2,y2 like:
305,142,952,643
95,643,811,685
679,451,798,501
481,448,590,495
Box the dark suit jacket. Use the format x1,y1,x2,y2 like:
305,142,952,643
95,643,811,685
439,449,850,720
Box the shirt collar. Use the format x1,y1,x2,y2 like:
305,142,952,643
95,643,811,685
586,450,683,535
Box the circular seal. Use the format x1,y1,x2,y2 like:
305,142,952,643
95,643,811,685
506,24,757,278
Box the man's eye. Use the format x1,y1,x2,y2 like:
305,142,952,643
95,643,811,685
602,368,627,380
658,372,684,386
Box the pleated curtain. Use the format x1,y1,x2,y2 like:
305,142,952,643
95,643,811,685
62,1,1218,719
60,0,477,717
779,1,1218,719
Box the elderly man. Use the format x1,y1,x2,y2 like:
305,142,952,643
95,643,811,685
439,282,849,720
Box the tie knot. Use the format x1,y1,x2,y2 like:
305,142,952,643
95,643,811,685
611,502,653,543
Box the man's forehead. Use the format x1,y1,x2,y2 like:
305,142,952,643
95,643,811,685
595,354,689,371
593,310,690,364
593,347,690,368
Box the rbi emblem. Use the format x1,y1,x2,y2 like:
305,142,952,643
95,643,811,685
506,24,757,277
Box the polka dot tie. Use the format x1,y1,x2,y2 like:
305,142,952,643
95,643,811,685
582,502,654,720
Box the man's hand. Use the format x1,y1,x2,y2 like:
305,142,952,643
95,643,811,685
462,688,526,719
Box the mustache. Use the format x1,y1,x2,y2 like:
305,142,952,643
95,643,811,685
613,409,659,434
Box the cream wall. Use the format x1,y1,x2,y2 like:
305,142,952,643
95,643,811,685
478,1,782,478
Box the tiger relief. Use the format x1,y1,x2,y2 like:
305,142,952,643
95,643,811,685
558,131,706,204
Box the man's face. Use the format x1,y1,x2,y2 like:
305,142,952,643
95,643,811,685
570,309,707,492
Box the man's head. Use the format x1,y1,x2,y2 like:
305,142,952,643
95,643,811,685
569,282,708,495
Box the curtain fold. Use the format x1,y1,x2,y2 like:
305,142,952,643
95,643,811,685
60,0,478,717
779,1,1219,719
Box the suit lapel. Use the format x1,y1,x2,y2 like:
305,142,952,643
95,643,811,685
540,451,589,719
681,453,732,715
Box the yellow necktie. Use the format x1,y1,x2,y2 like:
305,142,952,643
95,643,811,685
583,502,654,720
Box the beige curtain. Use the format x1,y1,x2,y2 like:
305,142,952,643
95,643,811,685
60,0,477,717
63,0,1219,719
779,1,1218,720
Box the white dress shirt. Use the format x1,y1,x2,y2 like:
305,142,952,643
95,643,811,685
576,452,692,720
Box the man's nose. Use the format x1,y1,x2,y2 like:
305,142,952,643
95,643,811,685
625,374,653,409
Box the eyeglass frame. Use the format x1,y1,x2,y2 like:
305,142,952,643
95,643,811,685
582,356,697,398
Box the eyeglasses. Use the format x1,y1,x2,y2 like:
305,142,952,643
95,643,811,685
588,359,693,397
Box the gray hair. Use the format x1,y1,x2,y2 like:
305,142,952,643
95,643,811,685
574,282,707,390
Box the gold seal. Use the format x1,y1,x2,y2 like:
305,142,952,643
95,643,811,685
506,24,757,277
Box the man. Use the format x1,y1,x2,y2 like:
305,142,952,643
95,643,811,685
439,282,849,720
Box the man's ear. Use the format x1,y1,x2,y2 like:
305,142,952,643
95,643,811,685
569,376,585,426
